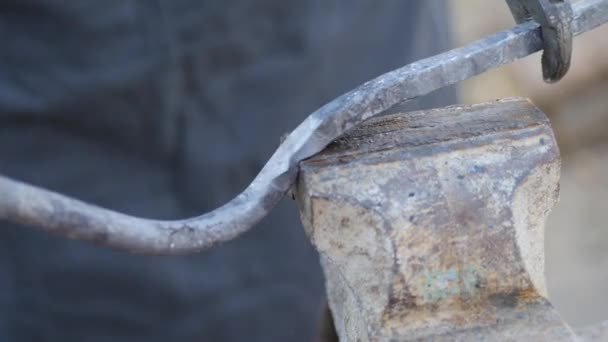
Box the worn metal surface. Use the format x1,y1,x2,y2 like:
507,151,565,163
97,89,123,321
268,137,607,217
296,99,575,341
507,0,573,82
0,0,607,254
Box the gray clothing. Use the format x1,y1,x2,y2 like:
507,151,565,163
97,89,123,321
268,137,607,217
0,1,454,341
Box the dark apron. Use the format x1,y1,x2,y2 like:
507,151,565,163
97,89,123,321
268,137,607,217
0,1,454,340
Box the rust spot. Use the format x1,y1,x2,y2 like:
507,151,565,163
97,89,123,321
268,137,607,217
410,263,423,273
370,286,380,295
382,276,417,322
489,290,519,308
340,217,351,227
517,287,539,303
486,287,539,309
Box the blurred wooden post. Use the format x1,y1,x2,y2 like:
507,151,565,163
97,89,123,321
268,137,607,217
296,98,576,341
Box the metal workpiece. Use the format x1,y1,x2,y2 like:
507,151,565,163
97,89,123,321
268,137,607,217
0,0,607,253
296,99,573,341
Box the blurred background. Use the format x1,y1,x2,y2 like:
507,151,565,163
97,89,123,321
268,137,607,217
449,0,608,328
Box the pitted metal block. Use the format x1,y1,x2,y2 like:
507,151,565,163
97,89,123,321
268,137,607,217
297,98,575,341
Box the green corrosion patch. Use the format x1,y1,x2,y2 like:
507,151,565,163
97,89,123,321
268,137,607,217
419,265,479,303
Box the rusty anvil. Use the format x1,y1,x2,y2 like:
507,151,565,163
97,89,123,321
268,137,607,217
1,0,607,254
298,98,573,340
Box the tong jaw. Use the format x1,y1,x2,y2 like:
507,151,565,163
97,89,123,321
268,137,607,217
507,0,574,82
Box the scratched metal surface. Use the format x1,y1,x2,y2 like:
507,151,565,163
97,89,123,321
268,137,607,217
296,99,572,341
0,0,607,254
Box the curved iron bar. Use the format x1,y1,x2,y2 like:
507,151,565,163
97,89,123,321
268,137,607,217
0,0,606,254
